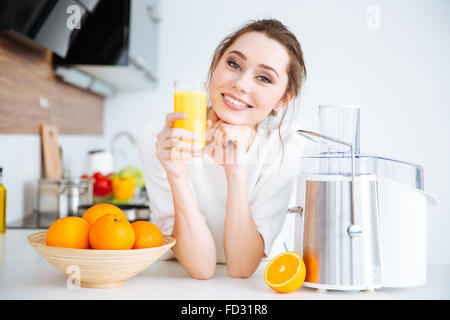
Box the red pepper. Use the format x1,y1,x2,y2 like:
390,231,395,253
92,173,112,197
93,172,103,180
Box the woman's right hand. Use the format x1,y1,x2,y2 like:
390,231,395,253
155,112,200,179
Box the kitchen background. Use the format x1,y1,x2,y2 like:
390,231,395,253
0,0,449,264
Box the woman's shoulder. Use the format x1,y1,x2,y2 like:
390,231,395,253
252,119,305,175
255,119,303,149
137,113,166,142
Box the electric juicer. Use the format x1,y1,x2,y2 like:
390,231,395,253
290,105,439,291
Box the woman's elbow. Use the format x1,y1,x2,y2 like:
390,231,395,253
227,266,257,278
186,263,216,280
226,254,264,278
189,266,216,280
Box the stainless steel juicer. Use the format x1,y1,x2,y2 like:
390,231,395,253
288,105,439,291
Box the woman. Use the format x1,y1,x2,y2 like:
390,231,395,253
137,19,307,279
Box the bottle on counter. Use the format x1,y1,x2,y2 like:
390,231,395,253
0,167,6,233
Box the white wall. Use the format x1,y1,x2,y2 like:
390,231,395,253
1,0,448,263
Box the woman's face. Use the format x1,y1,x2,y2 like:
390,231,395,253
209,32,291,127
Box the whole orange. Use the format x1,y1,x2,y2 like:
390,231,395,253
82,203,127,225
46,216,90,249
131,221,163,249
89,213,135,250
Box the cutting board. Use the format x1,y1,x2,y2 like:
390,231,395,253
40,124,62,179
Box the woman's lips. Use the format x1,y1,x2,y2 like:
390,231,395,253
221,93,252,111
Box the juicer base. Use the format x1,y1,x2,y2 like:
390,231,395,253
303,281,382,292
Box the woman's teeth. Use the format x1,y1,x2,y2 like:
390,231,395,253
223,94,250,108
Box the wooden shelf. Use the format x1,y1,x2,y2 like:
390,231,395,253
0,32,105,135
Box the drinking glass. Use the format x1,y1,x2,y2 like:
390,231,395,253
172,81,207,154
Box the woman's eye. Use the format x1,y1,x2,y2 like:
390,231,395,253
227,60,240,70
257,75,272,84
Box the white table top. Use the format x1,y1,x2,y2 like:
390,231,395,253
1,229,449,300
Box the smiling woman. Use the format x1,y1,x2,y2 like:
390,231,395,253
137,19,307,280
208,20,306,126
209,32,290,126
210,32,290,127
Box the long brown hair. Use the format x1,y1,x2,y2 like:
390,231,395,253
207,19,307,163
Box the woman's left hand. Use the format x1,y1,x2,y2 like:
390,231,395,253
205,111,253,175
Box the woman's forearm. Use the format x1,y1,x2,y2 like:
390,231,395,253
168,174,216,279
224,169,265,278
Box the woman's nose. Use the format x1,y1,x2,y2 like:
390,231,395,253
231,73,251,94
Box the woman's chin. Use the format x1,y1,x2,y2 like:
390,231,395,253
214,109,247,125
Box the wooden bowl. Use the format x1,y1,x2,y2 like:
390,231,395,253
27,231,176,288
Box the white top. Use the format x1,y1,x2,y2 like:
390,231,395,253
4,230,450,299
137,113,304,263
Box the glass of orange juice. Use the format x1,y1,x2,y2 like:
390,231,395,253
173,81,207,155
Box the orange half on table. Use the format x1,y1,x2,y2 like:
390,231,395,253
264,251,306,293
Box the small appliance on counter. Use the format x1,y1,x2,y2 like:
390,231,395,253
37,178,94,219
7,178,94,229
83,149,114,176
288,105,439,291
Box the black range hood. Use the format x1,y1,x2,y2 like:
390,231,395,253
0,0,159,93
53,0,130,66
0,0,100,59
0,0,128,64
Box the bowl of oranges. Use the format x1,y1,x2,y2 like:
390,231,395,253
27,203,176,288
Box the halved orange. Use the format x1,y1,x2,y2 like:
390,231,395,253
264,251,306,293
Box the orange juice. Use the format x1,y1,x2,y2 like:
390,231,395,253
0,168,6,234
173,82,207,151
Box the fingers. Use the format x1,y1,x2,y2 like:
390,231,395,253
222,126,243,149
211,124,237,148
158,138,196,153
158,127,199,142
205,123,252,165
156,114,200,162
164,112,187,130
157,148,192,161
206,119,223,143
156,137,195,160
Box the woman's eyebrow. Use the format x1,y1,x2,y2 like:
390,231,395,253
228,50,280,79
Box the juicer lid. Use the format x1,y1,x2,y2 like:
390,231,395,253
299,153,424,191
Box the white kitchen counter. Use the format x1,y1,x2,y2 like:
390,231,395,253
1,229,449,300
